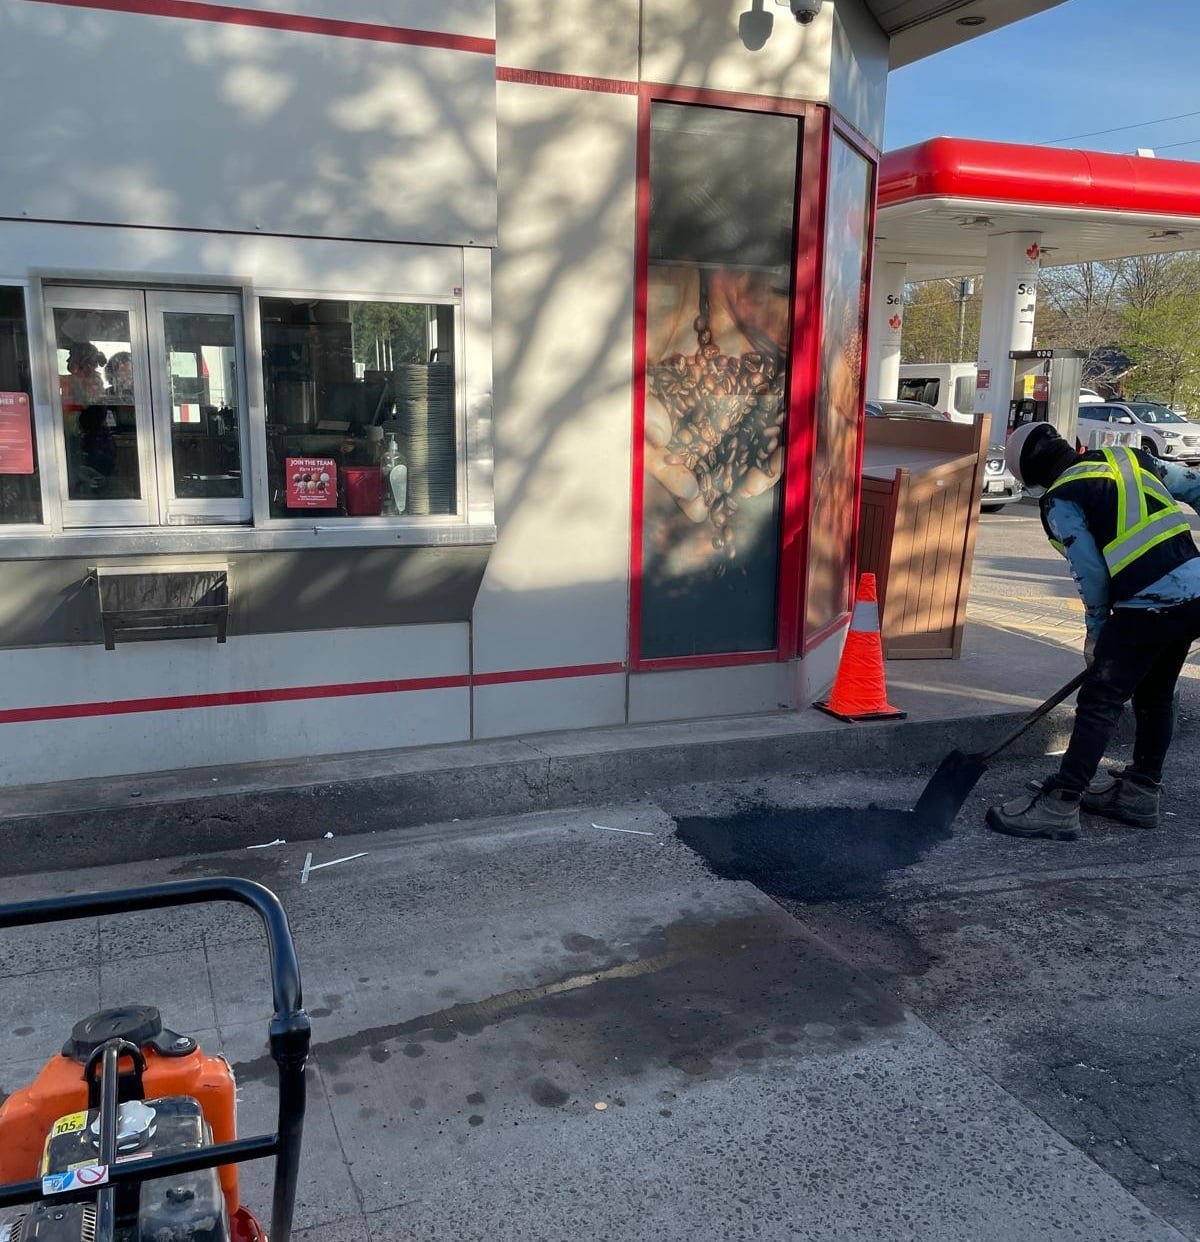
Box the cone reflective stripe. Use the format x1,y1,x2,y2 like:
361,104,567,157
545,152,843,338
813,573,906,723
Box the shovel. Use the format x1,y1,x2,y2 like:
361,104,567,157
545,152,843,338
912,669,1088,831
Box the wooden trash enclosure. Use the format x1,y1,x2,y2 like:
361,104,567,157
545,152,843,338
857,415,989,659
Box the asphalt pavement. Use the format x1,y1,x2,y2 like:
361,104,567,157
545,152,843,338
3,501,1200,1240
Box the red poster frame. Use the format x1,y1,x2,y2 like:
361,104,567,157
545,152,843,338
628,85,832,673
798,116,880,656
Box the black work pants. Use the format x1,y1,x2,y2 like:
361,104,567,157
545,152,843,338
1047,597,1200,795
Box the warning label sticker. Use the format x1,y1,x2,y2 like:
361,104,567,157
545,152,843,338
42,1164,109,1195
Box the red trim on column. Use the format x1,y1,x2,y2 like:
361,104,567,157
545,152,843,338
627,86,653,671
635,650,777,674
628,86,827,673
839,119,880,652
796,110,833,656
644,84,813,117
0,662,627,725
15,0,496,54
497,67,638,95
879,136,1200,216
776,108,830,659
799,120,879,657
804,610,852,651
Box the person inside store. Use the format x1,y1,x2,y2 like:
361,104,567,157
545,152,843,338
104,350,134,405
60,342,107,415
76,404,118,492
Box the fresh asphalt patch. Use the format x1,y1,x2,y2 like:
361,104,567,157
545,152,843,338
674,805,951,903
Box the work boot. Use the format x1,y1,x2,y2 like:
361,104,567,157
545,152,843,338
1081,767,1160,829
986,788,1080,841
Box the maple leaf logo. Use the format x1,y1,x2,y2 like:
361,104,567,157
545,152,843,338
1026,242,1040,261
888,314,902,330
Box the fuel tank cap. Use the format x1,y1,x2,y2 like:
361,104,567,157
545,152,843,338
63,1006,163,1062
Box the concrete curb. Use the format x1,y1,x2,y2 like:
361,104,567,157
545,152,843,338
0,705,1086,875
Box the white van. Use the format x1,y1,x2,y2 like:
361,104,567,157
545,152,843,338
897,363,978,425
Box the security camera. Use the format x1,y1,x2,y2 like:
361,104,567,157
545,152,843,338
787,0,823,22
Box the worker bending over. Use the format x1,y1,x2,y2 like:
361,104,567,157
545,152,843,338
990,422,1200,841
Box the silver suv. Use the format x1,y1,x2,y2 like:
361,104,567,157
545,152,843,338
1076,401,1200,465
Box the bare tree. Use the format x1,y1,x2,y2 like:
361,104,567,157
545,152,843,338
1035,261,1125,387
900,278,982,363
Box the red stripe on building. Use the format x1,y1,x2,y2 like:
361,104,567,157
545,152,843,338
16,0,496,54
0,663,626,725
496,67,638,95
473,662,624,686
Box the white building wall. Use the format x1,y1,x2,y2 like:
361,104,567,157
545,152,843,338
0,2,498,246
640,0,831,99
0,623,470,785
829,0,889,149
0,0,896,784
470,7,641,737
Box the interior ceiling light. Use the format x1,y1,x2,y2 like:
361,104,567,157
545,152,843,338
956,14,986,25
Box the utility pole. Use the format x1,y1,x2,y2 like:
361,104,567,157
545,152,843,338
956,277,975,363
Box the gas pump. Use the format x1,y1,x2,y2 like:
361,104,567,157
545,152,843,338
1007,349,1085,446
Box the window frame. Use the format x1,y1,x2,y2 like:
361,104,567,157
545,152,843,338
0,281,50,534
0,264,495,557
43,284,158,529
249,286,468,531
146,288,252,527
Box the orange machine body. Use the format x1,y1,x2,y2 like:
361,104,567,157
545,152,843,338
0,1045,242,1219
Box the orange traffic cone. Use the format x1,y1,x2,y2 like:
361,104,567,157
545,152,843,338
813,574,906,723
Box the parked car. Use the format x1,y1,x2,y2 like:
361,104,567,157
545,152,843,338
896,363,977,424
1131,393,1189,418
1078,387,1105,405
865,398,947,421
1076,401,1200,464
865,399,1022,511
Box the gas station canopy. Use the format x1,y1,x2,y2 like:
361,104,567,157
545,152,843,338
877,138,1200,281
868,1,1068,69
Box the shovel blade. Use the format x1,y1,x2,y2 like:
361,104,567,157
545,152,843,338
913,749,988,830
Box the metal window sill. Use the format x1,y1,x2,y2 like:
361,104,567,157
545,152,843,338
0,522,498,561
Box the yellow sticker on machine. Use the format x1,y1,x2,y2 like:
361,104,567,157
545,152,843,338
50,1112,87,1137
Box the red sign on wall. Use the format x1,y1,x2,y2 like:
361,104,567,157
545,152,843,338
285,457,337,509
976,369,991,391
0,392,34,474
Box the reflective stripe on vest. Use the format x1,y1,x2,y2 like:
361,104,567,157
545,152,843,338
1046,446,1190,577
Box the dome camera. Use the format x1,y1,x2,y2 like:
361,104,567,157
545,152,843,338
788,0,823,22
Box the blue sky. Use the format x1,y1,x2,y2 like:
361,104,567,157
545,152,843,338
884,0,1200,158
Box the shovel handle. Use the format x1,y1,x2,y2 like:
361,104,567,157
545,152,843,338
980,669,1089,761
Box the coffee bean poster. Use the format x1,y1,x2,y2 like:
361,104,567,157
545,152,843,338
639,103,800,660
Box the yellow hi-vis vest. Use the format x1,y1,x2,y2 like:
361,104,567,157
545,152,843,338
1043,446,1193,590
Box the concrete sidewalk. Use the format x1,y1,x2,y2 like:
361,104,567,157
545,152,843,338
1,502,1167,873
1,758,1194,1242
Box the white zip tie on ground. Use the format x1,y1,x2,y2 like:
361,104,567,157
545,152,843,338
590,823,655,836
247,839,286,849
301,852,368,884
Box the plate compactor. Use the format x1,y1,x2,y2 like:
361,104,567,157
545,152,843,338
0,878,310,1242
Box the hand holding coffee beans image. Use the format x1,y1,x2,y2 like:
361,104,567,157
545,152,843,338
644,266,790,561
